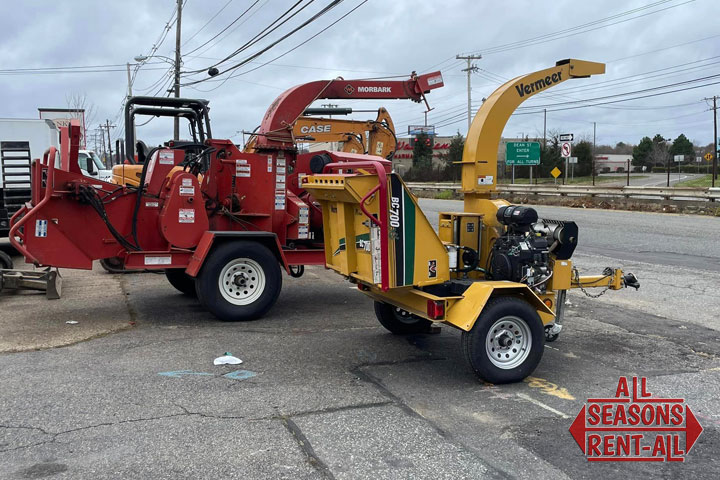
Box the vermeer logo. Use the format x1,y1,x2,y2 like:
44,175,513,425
569,376,703,462
515,71,563,97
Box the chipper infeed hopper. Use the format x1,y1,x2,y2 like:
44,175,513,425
304,60,639,384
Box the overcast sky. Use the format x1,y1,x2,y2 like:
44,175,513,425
1,0,718,150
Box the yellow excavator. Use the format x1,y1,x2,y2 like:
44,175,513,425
303,59,640,384
245,107,397,158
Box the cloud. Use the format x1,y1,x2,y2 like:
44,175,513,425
0,0,717,150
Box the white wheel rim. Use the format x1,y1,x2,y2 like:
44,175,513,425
218,258,265,306
485,315,532,369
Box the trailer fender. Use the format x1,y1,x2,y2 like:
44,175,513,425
444,281,555,331
186,231,289,277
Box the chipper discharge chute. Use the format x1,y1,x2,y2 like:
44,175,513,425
304,59,640,384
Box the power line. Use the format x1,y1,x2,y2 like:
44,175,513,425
515,73,720,110
183,0,343,83
182,0,367,90
181,0,236,47
197,0,317,72
470,0,693,56
183,0,263,57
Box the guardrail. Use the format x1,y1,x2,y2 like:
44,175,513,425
404,182,720,201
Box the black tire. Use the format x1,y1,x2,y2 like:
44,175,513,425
165,269,197,296
461,296,544,384
100,257,127,273
195,241,282,321
374,301,432,334
0,250,13,270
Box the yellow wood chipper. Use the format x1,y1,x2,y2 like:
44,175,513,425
303,59,639,384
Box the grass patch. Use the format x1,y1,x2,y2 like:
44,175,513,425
675,175,715,188
499,175,647,185
435,189,455,200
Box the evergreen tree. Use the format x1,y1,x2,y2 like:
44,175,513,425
412,132,433,169
440,133,464,180
573,141,593,177
632,136,653,170
669,133,694,161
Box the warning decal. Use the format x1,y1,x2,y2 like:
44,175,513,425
145,256,171,265
35,219,48,238
158,151,174,165
235,159,251,177
178,208,195,223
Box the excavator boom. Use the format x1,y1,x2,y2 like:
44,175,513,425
292,108,397,158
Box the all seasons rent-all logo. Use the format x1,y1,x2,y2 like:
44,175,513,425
569,376,703,461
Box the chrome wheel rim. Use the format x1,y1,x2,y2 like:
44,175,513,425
485,315,532,369
219,258,265,306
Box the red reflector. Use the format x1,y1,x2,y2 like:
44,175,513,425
427,300,444,320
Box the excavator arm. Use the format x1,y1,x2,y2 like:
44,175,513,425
290,108,398,158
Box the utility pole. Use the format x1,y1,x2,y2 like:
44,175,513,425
541,108,546,186
96,127,106,160
100,120,115,166
713,95,718,187
666,139,671,188
456,54,482,132
704,96,718,187
126,63,133,98
592,122,596,186
173,0,183,141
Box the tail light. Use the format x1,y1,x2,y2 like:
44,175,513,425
427,300,445,320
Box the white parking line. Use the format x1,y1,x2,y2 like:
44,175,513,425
516,392,570,419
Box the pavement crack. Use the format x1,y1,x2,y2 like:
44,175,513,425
0,411,190,453
0,424,51,435
281,417,336,480
287,401,394,418
349,364,512,480
119,275,139,325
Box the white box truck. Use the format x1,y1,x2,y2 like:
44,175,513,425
0,119,59,237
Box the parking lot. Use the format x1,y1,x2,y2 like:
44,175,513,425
1,200,718,479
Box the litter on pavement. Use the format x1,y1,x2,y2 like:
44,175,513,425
214,353,243,365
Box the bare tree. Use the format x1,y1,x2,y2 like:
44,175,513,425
648,139,669,168
66,93,97,147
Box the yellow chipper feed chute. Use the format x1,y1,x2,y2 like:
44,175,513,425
303,59,639,384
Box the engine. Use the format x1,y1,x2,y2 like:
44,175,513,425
489,205,578,292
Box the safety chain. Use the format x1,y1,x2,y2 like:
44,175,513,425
572,267,612,299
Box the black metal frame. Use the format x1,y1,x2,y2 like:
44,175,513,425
124,96,213,164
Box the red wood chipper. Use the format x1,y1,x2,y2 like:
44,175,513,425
9,72,443,321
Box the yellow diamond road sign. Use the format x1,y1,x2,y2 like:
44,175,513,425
551,167,562,178
705,152,713,161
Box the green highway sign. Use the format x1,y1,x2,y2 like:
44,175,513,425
506,141,541,165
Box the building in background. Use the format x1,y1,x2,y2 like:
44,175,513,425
594,154,632,172
38,108,86,148
392,136,452,174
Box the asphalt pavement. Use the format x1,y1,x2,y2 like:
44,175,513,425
1,202,719,479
